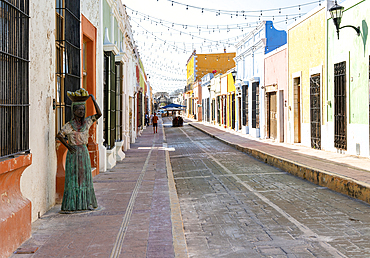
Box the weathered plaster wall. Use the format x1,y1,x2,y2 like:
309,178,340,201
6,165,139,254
21,0,56,222
82,0,100,28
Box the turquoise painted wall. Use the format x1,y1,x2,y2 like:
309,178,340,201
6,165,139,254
114,18,119,45
103,0,110,34
327,0,369,124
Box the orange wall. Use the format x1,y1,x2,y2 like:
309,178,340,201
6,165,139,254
196,52,235,80
0,154,32,258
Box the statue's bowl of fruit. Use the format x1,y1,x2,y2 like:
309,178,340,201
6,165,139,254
67,89,90,102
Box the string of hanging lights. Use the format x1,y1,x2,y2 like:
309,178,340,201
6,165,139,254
159,0,321,16
129,0,318,92
135,27,250,51
131,11,306,54
126,5,304,28
131,18,253,50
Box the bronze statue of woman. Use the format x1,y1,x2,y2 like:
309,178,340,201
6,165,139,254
56,94,102,212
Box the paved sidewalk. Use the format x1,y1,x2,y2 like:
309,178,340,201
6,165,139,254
11,117,187,258
188,120,370,205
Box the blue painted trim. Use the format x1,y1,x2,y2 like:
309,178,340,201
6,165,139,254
265,21,287,54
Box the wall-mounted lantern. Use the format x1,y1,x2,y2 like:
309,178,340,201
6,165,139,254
231,70,237,80
329,0,360,39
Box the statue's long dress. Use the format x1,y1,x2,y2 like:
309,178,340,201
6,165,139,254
59,115,98,211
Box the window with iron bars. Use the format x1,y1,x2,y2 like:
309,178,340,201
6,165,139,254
242,85,248,126
103,51,116,149
137,91,142,128
0,0,30,158
115,62,123,142
252,82,259,128
55,0,81,134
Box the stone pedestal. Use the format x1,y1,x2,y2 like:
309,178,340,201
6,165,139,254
125,135,130,150
99,142,107,172
106,146,117,170
115,141,125,161
0,154,32,258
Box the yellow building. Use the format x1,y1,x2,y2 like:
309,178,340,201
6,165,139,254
288,4,327,149
226,72,236,129
186,50,236,119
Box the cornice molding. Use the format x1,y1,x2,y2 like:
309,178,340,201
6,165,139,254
104,44,119,55
235,38,267,61
235,21,266,48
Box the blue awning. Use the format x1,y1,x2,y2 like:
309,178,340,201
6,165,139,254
162,103,186,109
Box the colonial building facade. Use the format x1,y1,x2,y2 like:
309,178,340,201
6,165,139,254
0,0,147,256
235,21,287,139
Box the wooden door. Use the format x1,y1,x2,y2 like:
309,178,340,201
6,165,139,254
294,78,301,143
268,92,277,139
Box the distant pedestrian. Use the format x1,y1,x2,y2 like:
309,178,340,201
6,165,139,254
152,112,158,133
145,113,149,126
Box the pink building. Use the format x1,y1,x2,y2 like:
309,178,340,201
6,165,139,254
193,81,202,121
264,45,287,142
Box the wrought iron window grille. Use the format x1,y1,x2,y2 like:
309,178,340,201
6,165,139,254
0,0,30,158
310,74,321,150
55,0,81,134
334,61,347,150
115,62,123,142
252,82,259,129
103,51,116,149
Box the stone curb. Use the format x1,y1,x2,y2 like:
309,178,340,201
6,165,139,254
189,123,370,205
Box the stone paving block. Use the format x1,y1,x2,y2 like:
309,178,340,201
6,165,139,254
120,245,147,258
10,124,181,258
165,122,370,257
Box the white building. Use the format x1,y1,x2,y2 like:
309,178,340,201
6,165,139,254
235,21,287,138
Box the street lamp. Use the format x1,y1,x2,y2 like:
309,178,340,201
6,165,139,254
231,70,237,80
329,0,360,39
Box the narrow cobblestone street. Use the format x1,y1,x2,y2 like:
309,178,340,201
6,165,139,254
10,117,370,257
165,121,370,258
